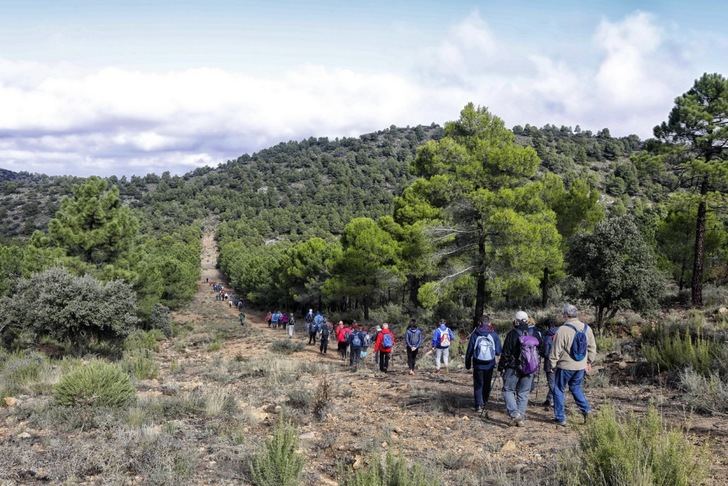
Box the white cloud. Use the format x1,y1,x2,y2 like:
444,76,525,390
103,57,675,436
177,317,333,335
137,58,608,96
0,11,724,176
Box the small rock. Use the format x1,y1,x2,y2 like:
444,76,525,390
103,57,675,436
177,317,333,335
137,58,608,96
274,405,283,414
3,397,17,407
352,455,363,470
500,440,517,453
17,432,32,439
299,432,317,440
718,307,728,315
381,442,388,449
617,361,628,370
462,415,469,421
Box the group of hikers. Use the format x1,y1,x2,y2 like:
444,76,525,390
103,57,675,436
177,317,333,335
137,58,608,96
207,278,246,324
264,310,297,337
267,304,596,427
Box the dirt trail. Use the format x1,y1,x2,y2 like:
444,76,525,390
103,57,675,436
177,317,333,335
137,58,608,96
158,231,728,484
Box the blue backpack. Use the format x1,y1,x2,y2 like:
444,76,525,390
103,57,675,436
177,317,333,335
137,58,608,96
382,333,393,350
565,323,589,361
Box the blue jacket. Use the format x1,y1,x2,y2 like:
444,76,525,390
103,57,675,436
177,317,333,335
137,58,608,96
465,326,502,370
405,326,423,349
432,324,454,349
348,330,365,349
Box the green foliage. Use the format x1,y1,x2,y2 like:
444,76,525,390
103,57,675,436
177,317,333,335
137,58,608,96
39,177,139,264
0,267,139,350
0,350,47,397
642,327,716,376
568,215,663,327
340,451,442,486
121,350,160,380
278,237,342,308
219,240,289,307
54,361,136,408
558,405,707,486
249,419,305,486
124,329,165,353
679,369,728,415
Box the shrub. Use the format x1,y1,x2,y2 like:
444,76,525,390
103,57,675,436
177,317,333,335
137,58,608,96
595,333,620,354
679,369,728,415
270,340,304,354
250,419,304,486
286,388,313,410
0,351,47,396
557,405,708,486
340,451,441,486
204,389,237,417
642,327,716,376
122,350,160,380
0,267,139,351
124,329,165,353
148,303,172,337
313,378,332,421
55,361,136,407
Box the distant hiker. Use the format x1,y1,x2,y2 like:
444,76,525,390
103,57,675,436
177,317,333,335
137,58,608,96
374,323,395,373
431,319,455,373
287,313,296,338
405,319,423,375
229,299,233,308
360,327,371,366
237,300,244,311
305,309,314,326
335,321,347,360
320,321,331,354
239,311,246,327
497,311,542,427
280,312,290,329
541,319,560,409
265,311,273,327
465,316,502,415
341,322,353,359
271,310,282,329
309,312,323,345
348,323,364,371
550,304,596,426
205,277,208,283
372,325,382,365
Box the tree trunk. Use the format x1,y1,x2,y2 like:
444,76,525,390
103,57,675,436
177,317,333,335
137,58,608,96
691,178,708,307
364,297,370,321
678,257,687,292
595,305,605,332
540,267,550,308
473,228,487,327
408,275,420,307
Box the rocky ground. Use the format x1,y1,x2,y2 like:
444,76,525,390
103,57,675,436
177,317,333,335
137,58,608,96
1,232,727,485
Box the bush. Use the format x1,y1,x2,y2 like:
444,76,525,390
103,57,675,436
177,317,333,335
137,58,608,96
270,340,304,354
0,351,47,396
249,419,304,486
340,451,441,486
55,361,136,407
0,267,139,351
557,405,708,486
313,378,331,421
148,303,172,337
122,350,160,380
124,329,165,353
286,388,313,410
643,327,716,376
679,369,728,415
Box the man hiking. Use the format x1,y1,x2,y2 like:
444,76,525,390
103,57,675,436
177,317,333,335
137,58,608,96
431,319,455,373
304,309,314,328
372,325,382,365
320,321,331,354
348,323,364,371
550,304,596,426
271,310,281,329
287,312,296,338
497,311,542,427
465,316,502,416
335,321,347,360
374,323,395,373
405,319,423,375
309,311,323,345
541,318,559,409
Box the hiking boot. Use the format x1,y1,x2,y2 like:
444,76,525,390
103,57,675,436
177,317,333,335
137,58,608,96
582,411,590,423
508,417,520,427
515,417,525,427
475,406,484,414
542,400,552,410
554,419,567,427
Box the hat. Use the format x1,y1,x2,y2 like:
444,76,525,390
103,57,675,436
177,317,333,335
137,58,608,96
514,310,529,322
376,325,382,331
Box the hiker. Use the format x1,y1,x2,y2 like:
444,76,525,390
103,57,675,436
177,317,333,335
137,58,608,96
465,316,502,415
304,309,314,327
431,319,455,373
205,277,208,283
335,321,347,359
280,312,289,330
348,323,364,371
286,312,296,338
239,311,246,327
320,321,331,354
405,319,423,375
265,311,273,327
374,323,395,373
372,325,382,365
341,322,353,360
541,318,560,409
550,304,596,426
271,310,281,329
237,299,244,311
309,312,322,345
360,327,371,366
497,311,542,426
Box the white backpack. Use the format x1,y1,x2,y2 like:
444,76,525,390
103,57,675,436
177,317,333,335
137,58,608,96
474,334,495,362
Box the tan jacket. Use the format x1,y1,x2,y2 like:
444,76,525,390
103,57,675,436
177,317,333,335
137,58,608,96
549,318,597,371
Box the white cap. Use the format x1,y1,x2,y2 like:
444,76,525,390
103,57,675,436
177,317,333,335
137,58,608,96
515,310,529,322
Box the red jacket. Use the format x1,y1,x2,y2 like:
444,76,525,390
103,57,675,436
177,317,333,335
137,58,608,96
374,329,395,353
337,326,350,343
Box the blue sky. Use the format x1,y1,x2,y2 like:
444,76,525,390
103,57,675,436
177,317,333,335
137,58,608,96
0,1,726,176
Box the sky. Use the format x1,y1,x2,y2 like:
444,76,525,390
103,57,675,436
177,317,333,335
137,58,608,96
0,1,726,176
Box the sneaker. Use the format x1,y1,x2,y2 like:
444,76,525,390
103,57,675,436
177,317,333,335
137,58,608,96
582,411,590,423
515,417,525,427
475,406,484,414
408,370,415,375
554,419,567,427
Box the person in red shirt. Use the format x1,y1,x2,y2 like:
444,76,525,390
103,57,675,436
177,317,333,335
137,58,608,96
335,321,348,360
374,323,395,373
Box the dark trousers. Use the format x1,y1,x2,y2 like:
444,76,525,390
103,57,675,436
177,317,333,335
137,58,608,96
406,347,419,371
379,352,391,372
545,369,555,405
308,332,317,344
473,368,495,408
350,347,361,368
320,339,328,354
338,342,347,359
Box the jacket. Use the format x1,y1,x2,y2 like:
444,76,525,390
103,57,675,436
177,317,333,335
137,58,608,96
348,330,364,349
497,323,544,372
549,318,597,371
432,324,454,349
335,325,346,343
465,326,502,371
374,329,395,353
405,326,423,349
543,326,559,372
